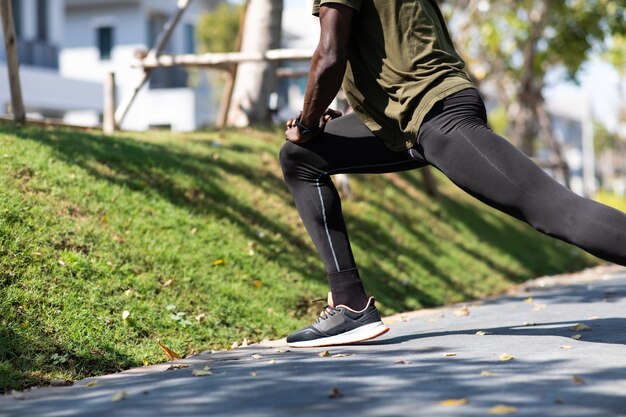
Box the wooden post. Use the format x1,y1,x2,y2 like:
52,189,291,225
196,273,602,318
115,0,193,128
216,0,248,128
103,72,117,134
0,0,25,126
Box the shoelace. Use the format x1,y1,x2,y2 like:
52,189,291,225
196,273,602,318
315,305,338,323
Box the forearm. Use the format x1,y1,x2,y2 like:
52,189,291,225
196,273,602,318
299,47,347,128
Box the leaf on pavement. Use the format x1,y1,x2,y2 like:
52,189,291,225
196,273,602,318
524,297,534,303
111,391,128,402
166,364,188,370
476,331,492,336
192,367,212,376
559,345,573,350
328,387,343,399
454,305,470,317
489,404,518,415
571,334,582,340
158,341,181,361
318,351,330,358
85,381,98,388
251,354,263,360
250,372,258,377
443,352,457,357
480,371,497,377
499,353,514,361
394,359,411,364
570,323,592,331
571,375,585,385
439,398,469,407
332,354,352,358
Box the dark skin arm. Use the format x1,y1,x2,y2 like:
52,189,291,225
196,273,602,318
285,4,354,144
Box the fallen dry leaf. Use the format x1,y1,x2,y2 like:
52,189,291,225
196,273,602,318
251,279,263,288
165,363,186,371
439,398,469,407
499,353,515,361
231,341,240,349
394,359,411,365
111,391,128,402
212,259,225,266
319,351,331,358
328,387,343,399
571,375,585,385
250,372,257,377
571,334,583,340
443,352,457,357
570,323,592,331
559,345,573,350
58,259,66,266
275,348,290,353
158,341,181,361
480,371,497,377
524,297,534,303
112,234,125,243
454,305,470,317
241,338,249,347
251,354,263,360
195,313,206,322
192,367,212,376
85,381,98,388
190,227,198,235
161,279,173,288
476,331,492,336
332,354,352,358
489,404,518,415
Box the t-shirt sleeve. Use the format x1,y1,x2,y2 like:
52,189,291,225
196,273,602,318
312,0,362,16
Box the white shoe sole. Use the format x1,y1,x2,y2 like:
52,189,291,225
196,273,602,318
287,321,390,348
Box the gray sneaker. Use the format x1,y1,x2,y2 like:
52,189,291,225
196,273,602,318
286,294,389,348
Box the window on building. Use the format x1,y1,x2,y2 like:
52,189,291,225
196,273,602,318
11,0,21,38
36,0,48,41
97,27,114,60
148,13,172,51
184,24,196,54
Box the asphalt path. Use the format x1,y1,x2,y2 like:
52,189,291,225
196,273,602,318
2,266,626,417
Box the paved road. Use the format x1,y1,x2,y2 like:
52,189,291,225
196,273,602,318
2,267,626,417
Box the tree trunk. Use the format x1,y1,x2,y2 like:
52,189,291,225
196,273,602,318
227,0,283,126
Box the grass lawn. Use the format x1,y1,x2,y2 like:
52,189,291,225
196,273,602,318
0,122,600,392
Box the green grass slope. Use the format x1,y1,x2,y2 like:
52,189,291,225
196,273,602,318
0,123,597,391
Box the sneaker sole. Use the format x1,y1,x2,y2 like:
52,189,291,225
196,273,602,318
287,321,390,348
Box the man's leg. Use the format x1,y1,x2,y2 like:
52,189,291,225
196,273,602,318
414,88,626,266
280,113,427,310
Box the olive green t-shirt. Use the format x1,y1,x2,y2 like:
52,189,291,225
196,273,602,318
312,0,474,151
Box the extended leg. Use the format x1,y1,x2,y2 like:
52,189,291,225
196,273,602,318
415,89,626,266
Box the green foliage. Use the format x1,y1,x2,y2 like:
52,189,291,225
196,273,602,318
594,121,624,153
196,3,243,53
450,0,626,82
0,123,597,392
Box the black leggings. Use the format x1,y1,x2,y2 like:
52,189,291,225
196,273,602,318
279,88,626,278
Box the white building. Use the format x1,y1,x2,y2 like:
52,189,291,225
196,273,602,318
0,0,102,123
60,0,219,131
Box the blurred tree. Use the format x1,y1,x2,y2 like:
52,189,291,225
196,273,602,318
444,0,626,185
196,2,243,53
227,0,283,126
